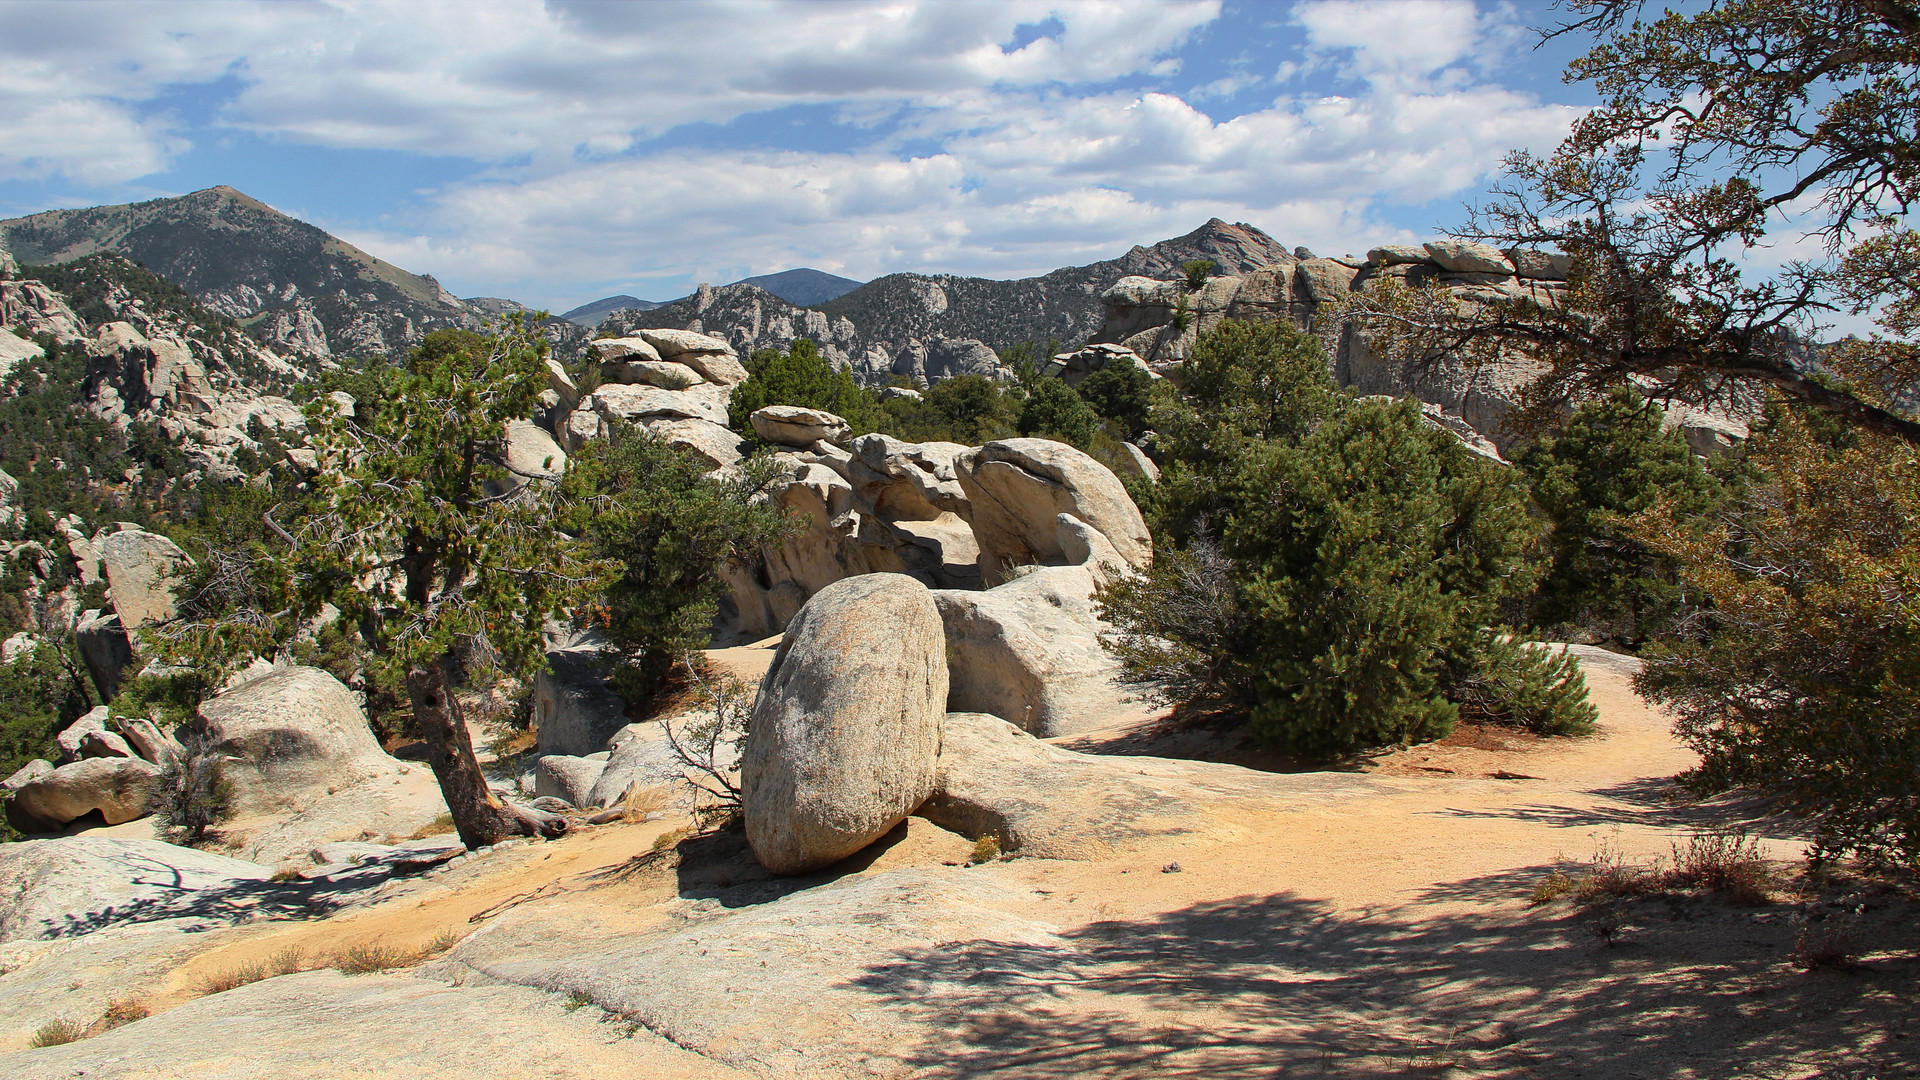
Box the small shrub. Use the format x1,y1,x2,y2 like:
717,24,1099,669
99,997,148,1031
1530,868,1574,906
1584,899,1627,945
661,664,752,824
1182,259,1216,291
1170,292,1193,331
424,927,461,955
1668,829,1772,904
199,961,267,994
150,728,235,847
29,1017,88,1048
970,835,1002,865
1791,914,1865,970
334,941,411,975
270,866,302,883
269,946,308,976
1452,636,1598,736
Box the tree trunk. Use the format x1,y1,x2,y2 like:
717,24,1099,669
406,659,565,849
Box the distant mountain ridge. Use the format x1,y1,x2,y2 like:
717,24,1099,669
600,219,1295,385
560,295,661,327
0,186,479,359
728,268,862,307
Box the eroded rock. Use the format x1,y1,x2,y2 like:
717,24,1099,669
741,574,947,874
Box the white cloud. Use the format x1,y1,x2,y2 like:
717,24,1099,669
0,0,1581,308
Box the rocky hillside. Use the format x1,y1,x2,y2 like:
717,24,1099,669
0,187,481,360
820,217,1292,350
601,219,1293,386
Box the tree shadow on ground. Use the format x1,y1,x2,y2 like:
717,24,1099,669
843,872,1917,1079
38,850,442,940
1433,776,1813,839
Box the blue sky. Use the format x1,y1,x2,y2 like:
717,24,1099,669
0,1,1605,310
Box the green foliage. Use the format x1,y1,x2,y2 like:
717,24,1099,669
1632,407,1920,867
0,644,90,781
1074,359,1159,439
728,339,885,436
1451,634,1598,736
1182,259,1216,291
1100,319,1581,758
1515,387,1723,646
566,428,796,703
288,321,606,687
1016,378,1099,446
880,374,1021,445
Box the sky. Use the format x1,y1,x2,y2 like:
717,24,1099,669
0,0,1610,310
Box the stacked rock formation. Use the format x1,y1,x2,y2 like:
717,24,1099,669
560,329,749,469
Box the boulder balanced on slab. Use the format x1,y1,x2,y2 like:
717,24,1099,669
740,573,947,874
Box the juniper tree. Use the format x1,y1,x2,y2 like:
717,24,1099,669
277,320,608,847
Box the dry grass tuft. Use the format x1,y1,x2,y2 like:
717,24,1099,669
269,946,310,976
29,1017,88,1048
408,812,457,840
622,783,672,821
99,997,149,1031
334,941,411,975
199,961,269,994
650,825,693,853
334,927,462,975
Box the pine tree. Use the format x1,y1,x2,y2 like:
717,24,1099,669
1099,320,1587,758
1516,387,1722,646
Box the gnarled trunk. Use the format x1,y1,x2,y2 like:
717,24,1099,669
406,659,564,849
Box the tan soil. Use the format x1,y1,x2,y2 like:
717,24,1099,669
139,663,1914,1078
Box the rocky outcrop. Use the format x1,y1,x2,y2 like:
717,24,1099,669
720,434,1152,639
586,721,692,809
1094,242,1760,455
446,867,1052,1077
750,405,850,447
0,279,84,343
72,609,133,702
920,712,1381,858
7,965,755,1080
741,574,947,874
533,754,606,808
934,563,1137,738
98,526,191,628
193,665,398,815
9,756,161,827
955,439,1151,582
532,639,628,759
593,218,1292,389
